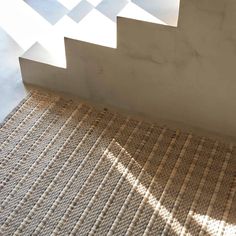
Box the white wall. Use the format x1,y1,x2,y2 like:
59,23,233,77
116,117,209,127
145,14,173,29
20,0,236,140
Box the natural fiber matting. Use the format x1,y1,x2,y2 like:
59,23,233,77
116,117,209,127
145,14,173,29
0,89,235,236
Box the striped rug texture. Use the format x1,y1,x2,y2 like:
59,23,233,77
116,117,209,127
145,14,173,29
0,89,235,236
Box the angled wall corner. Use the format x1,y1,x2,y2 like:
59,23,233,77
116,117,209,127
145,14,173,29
19,0,236,139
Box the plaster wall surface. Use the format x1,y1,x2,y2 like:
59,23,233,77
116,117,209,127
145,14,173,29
20,0,236,140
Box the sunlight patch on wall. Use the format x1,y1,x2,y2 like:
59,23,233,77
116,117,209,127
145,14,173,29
0,0,180,67
0,0,51,50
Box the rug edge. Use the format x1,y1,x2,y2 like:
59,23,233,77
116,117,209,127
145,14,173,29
0,92,31,129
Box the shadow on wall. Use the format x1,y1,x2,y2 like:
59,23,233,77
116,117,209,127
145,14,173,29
96,0,180,25
132,0,180,26
24,0,180,26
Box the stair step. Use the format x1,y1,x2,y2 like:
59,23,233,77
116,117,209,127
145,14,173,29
19,0,236,140
21,42,65,68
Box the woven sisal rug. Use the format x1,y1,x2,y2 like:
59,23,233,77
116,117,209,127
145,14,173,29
0,89,235,236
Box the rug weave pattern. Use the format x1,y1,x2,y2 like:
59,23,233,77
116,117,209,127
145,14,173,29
0,90,235,236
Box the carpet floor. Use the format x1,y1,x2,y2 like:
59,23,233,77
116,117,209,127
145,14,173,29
0,89,235,236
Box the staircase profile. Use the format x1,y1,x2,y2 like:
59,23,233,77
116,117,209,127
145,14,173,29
19,0,236,139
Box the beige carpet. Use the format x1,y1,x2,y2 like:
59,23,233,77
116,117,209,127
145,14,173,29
0,89,235,236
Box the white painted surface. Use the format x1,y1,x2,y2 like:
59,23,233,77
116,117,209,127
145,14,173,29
20,0,236,139
19,0,172,66
0,0,51,50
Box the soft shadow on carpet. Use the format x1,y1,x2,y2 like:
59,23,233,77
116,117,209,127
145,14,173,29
0,89,235,236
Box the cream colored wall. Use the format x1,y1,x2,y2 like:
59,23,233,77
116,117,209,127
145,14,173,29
20,0,236,140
